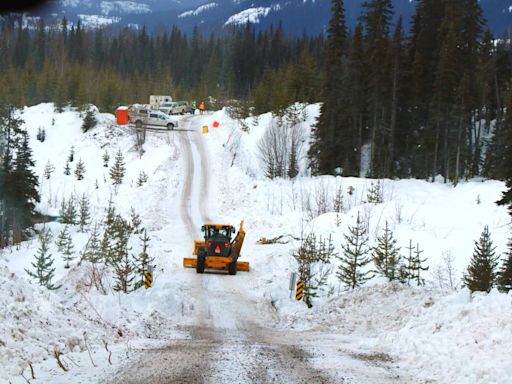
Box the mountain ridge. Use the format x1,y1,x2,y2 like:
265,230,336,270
16,0,512,37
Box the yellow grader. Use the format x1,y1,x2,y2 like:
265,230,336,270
183,221,249,275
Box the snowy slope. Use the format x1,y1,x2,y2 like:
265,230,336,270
0,103,511,383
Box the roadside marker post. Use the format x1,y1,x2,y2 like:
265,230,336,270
143,265,154,289
295,279,304,301
289,272,298,300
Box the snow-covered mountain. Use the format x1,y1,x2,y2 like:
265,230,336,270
24,0,512,36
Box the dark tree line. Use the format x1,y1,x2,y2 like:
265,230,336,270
310,0,512,183
0,106,40,246
0,16,324,113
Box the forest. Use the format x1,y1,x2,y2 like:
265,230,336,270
1,0,512,246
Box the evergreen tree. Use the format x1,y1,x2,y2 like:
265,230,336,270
308,0,347,175
497,238,512,293
81,223,103,264
80,223,106,292
56,225,74,268
81,108,97,133
336,212,372,289
293,233,335,308
64,160,71,175
60,196,77,225
102,150,110,168
463,225,499,293
405,240,429,286
136,170,148,186
372,221,402,281
25,228,60,290
11,130,40,240
78,193,91,232
110,149,126,186
43,160,55,179
133,229,154,290
74,158,86,180
287,139,299,179
359,0,394,177
113,252,135,294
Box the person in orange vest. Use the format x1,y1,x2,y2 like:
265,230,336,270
199,101,205,115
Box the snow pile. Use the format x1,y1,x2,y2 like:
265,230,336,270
279,284,512,384
0,264,115,377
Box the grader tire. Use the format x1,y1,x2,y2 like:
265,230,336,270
228,260,237,275
196,251,205,274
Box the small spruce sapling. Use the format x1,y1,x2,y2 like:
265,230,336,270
43,160,55,179
133,229,154,290
463,225,499,293
26,228,61,290
64,161,71,175
78,193,91,232
75,159,86,180
56,225,74,268
110,149,126,186
405,240,429,286
136,171,148,187
68,146,75,163
372,221,402,282
102,150,110,167
336,212,373,289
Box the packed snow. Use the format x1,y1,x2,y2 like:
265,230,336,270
0,103,511,383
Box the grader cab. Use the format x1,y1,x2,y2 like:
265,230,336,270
183,221,249,275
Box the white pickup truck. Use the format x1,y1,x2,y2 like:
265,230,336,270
128,105,179,130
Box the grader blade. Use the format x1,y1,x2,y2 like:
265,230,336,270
183,257,250,272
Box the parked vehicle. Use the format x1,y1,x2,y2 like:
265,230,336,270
160,101,192,115
128,104,179,130
149,95,172,109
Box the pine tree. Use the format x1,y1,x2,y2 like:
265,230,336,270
308,0,347,175
366,180,383,203
136,170,148,187
113,252,135,293
133,229,154,290
287,140,299,179
110,149,126,186
64,160,71,175
405,240,429,286
102,150,110,168
372,221,402,281
56,225,74,268
129,207,143,235
10,130,40,241
463,225,499,293
100,199,117,263
81,223,103,264
81,108,97,133
43,160,55,179
497,238,512,293
74,158,85,180
336,212,372,289
80,223,106,293
293,233,335,307
25,228,60,290
78,193,91,232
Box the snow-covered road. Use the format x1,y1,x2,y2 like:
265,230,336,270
108,115,410,384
